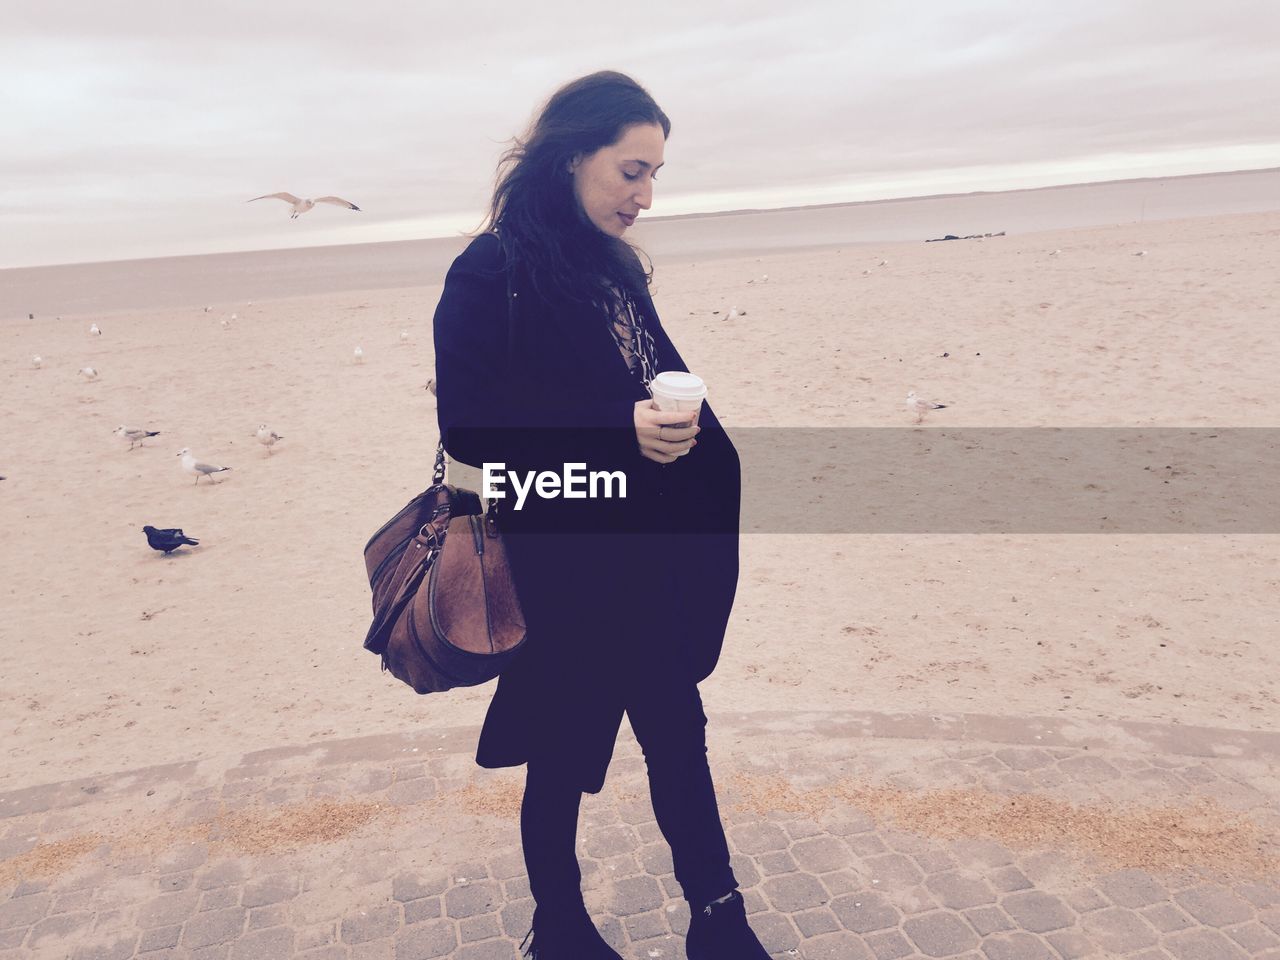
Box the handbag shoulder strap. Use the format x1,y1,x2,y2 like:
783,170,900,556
434,239,518,492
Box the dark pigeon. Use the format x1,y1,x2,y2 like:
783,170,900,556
142,525,200,555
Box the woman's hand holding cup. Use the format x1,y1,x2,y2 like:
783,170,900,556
634,400,700,464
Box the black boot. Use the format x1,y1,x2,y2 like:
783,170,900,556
685,888,771,959
518,900,623,959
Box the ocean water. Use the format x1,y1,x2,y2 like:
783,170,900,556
4,167,1277,318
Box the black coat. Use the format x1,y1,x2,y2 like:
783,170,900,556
432,232,741,794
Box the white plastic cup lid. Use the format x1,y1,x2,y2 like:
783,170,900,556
650,371,707,399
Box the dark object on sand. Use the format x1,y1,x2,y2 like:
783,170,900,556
926,231,1006,242
142,525,200,555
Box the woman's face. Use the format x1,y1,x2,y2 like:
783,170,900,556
567,122,665,238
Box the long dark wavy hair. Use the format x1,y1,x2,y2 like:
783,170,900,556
472,71,670,315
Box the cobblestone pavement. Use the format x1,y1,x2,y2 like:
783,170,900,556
2,708,1279,959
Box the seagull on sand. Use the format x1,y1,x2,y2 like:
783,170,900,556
89,322,101,336
354,345,365,363
248,192,361,219
906,391,947,424
256,424,284,453
79,366,99,380
115,425,160,450
32,355,42,369
400,330,410,344
142,525,200,555
177,448,232,484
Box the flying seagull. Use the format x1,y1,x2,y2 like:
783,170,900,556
906,391,948,424
256,424,284,453
115,425,160,450
248,192,361,219
177,447,232,484
142,525,200,555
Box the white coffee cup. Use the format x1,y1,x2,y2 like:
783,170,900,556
649,371,707,428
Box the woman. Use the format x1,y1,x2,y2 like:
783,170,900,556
433,71,768,960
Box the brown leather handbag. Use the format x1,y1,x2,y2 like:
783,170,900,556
361,443,527,693
361,254,528,693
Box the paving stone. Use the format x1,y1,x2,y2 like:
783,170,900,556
182,907,248,950
988,865,1032,892
498,897,534,941
155,842,209,873
0,893,49,930
994,747,1055,770
395,919,458,959
622,908,668,940
1163,927,1252,960
443,880,502,919
845,833,889,857
10,879,50,898
196,861,247,890
762,871,828,912
1237,880,1280,909
978,931,1056,959
392,873,448,903
913,850,959,875
756,849,799,875
297,947,350,959
863,853,924,887
1064,886,1109,914
793,906,841,937
137,923,183,952
459,914,501,943
864,927,914,959
242,872,300,908
790,929,873,960
341,904,401,944
1080,906,1158,953
228,925,295,959
728,821,790,854
248,902,289,929
136,891,200,929
791,835,848,873
830,891,900,934
26,910,93,948
1173,885,1254,927
926,871,998,909
1098,869,1171,908
611,874,663,916
156,870,194,892
903,910,980,956
583,824,636,858
70,934,138,960
199,886,240,911
999,890,1075,933
405,897,443,924
949,839,1014,869
1045,928,1098,959
963,905,1014,935
1226,920,1280,952
1143,901,1198,933
456,940,519,959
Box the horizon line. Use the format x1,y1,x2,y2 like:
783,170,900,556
7,163,1279,272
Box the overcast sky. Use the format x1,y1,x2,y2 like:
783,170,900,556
4,0,1277,268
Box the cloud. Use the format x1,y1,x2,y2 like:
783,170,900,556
3,0,1279,265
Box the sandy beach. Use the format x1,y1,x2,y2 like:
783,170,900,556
3,187,1279,792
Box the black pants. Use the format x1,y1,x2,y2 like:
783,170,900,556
520,678,738,913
